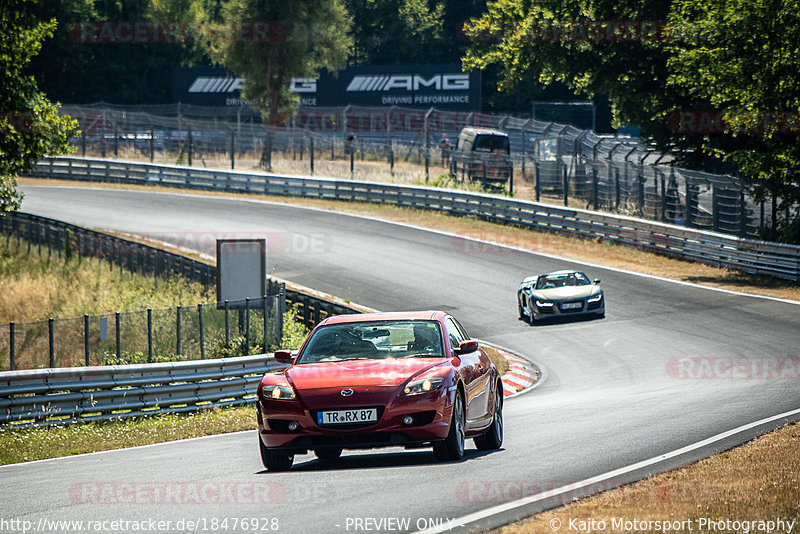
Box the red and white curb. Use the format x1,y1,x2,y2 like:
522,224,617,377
497,350,540,397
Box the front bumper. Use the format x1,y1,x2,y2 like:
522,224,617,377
532,297,605,320
257,387,454,454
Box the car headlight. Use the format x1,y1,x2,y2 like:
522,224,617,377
587,294,603,303
535,300,554,307
262,385,296,400
403,376,445,395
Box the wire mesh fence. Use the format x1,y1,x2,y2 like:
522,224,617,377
59,103,770,238
0,297,282,371
0,211,368,371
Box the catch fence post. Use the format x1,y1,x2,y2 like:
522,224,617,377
176,306,182,356
224,300,230,345
147,308,153,363
277,284,285,346
740,191,748,237
49,318,54,368
262,295,268,352
245,297,251,355
9,322,14,371
309,134,314,175
198,303,205,359
115,312,121,363
84,314,90,366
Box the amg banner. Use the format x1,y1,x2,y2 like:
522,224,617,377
173,64,481,110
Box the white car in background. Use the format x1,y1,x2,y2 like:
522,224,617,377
517,270,605,323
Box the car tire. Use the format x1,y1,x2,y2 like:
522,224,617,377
259,436,294,472
474,384,503,451
314,448,343,462
517,296,527,321
433,391,465,462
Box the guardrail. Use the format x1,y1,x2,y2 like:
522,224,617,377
0,353,286,428
31,157,800,281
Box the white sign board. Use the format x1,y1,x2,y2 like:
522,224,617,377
216,239,267,307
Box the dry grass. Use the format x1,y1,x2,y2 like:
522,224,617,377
493,422,800,534
20,177,800,302
484,345,510,376
0,405,257,464
0,237,213,323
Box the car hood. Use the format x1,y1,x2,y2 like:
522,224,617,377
532,285,600,300
285,358,447,390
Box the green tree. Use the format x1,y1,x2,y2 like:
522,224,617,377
463,0,683,144
464,0,800,242
667,0,800,241
1,1,77,212
346,0,446,65
207,0,352,127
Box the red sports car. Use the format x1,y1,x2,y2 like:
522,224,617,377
256,311,504,471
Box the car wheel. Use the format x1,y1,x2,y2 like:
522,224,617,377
259,435,294,472
314,448,342,462
517,297,526,319
474,383,503,451
433,391,465,461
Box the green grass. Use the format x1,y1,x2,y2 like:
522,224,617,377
0,405,257,465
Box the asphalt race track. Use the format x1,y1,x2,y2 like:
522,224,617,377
4,184,800,533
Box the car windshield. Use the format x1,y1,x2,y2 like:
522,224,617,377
473,134,510,153
535,272,591,289
297,320,444,363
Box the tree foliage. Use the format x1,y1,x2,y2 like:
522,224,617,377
0,0,77,212
346,0,446,65
667,0,800,241
464,0,800,242
205,0,352,125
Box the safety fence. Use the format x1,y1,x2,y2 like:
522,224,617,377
0,211,362,371
61,103,768,238
0,353,287,428
30,157,800,281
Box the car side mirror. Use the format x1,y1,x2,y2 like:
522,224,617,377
455,340,479,355
593,279,601,284
273,350,294,364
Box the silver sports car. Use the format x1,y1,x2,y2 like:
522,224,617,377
517,270,605,323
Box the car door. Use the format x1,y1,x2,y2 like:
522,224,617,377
452,318,492,426
444,317,484,429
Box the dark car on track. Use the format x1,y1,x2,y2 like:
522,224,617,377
256,311,503,471
517,270,605,323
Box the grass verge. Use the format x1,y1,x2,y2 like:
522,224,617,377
0,234,213,324
0,405,256,465
20,177,800,302
491,421,800,534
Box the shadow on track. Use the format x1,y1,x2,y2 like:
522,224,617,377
255,448,503,474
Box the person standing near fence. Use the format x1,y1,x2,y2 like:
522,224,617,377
439,132,452,166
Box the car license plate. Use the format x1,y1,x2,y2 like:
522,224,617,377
561,302,582,310
317,408,378,425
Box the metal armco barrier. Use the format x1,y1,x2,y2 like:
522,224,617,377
32,157,800,281
0,354,286,428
